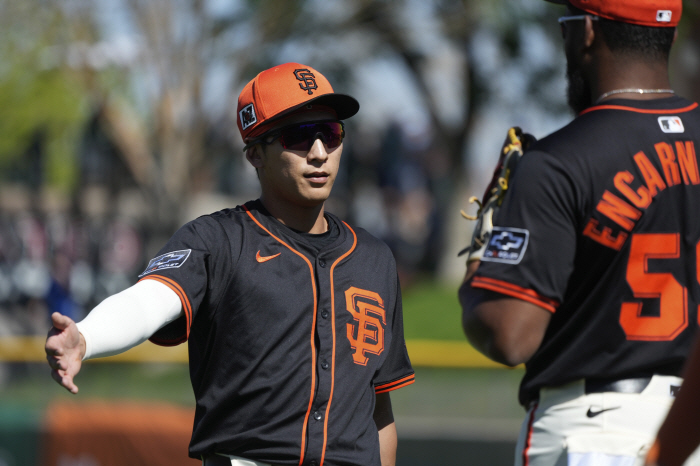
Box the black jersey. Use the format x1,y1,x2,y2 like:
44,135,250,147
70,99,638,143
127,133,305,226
472,97,700,406
139,200,414,465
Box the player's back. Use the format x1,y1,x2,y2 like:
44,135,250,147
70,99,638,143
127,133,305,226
482,96,700,405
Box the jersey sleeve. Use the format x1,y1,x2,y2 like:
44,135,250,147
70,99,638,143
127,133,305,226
373,276,415,394
472,150,580,311
138,215,231,346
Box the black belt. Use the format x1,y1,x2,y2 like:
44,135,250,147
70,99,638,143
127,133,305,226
526,376,655,408
202,455,234,466
584,376,652,394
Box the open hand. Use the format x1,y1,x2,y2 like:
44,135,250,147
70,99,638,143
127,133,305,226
45,312,86,394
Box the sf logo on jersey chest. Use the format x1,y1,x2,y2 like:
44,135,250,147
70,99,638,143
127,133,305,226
345,287,386,365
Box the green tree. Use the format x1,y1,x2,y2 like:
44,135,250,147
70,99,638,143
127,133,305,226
0,1,89,190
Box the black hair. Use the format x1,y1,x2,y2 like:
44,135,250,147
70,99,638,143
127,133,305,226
597,19,675,63
567,3,675,62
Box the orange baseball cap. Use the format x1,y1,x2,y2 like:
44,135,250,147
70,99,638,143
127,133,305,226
237,63,360,141
546,0,682,27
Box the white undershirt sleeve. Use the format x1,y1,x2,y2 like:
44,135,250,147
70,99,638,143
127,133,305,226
76,279,184,360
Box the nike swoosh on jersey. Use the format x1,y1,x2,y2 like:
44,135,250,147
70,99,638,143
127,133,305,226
256,251,281,263
586,406,621,418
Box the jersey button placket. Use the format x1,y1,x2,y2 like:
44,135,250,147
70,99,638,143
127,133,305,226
309,253,334,462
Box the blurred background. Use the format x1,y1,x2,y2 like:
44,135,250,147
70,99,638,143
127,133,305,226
0,0,699,465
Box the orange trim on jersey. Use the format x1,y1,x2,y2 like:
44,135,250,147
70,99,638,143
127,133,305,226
522,403,537,466
320,222,357,466
374,373,416,394
139,274,193,345
471,276,559,313
243,205,317,466
579,102,699,116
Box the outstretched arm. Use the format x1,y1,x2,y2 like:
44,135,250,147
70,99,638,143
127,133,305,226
45,279,183,393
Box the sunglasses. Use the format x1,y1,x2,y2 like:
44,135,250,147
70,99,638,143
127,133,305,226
558,14,598,38
243,120,345,152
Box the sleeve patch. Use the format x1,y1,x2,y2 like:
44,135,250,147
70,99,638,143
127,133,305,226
139,249,192,277
481,227,529,264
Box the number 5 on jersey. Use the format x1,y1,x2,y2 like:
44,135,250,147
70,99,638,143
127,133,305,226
620,233,696,341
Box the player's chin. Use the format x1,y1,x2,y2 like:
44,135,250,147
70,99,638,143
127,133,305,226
297,187,333,206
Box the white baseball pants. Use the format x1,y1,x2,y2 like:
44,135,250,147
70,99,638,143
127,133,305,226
202,454,271,466
514,375,700,466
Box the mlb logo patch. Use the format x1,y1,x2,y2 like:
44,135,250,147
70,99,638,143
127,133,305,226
656,10,672,23
239,103,257,130
481,227,529,264
139,249,192,277
658,116,684,134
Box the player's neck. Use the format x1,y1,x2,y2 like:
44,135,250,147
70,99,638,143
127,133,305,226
259,196,328,234
593,56,672,103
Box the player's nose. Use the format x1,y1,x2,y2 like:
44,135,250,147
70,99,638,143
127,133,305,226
307,137,329,162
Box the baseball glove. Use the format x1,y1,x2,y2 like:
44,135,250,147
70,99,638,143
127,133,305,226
459,127,535,262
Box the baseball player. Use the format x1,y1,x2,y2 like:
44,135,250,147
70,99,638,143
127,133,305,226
459,1,700,465
45,62,415,466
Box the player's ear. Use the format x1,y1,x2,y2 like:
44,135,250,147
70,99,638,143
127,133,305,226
584,15,596,49
245,144,265,169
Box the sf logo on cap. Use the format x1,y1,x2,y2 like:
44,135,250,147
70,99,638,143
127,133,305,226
294,69,317,95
